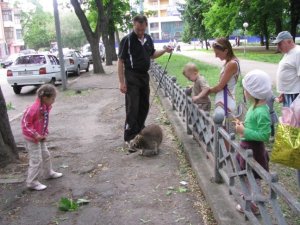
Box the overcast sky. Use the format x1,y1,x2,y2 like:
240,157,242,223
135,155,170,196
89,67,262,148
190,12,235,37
12,0,68,13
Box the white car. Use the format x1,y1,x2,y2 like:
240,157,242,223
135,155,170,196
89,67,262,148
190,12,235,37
63,49,90,75
7,54,62,94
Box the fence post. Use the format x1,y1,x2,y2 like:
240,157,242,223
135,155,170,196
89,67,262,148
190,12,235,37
185,88,192,135
171,76,176,110
163,71,168,97
213,111,224,183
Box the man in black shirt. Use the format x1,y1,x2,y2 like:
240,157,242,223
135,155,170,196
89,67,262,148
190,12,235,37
118,15,173,147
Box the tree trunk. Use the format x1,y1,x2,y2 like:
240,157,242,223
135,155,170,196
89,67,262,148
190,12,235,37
290,0,300,41
263,18,269,50
259,34,264,46
102,1,113,66
90,38,103,74
70,0,105,74
0,87,18,167
205,38,209,50
274,17,282,35
109,29,117,61
103,34,112,66
115,30,120,47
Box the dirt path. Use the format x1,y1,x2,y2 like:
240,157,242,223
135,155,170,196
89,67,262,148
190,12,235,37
0,65,214,225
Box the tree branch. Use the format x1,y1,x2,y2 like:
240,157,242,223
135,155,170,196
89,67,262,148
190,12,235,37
70,0,97,40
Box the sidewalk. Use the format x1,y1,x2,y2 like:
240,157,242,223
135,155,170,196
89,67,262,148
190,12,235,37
178,50,279,84
0,64,210,225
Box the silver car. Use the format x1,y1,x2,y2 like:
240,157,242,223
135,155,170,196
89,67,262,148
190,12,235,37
82,43,105,63
64,49,90,76
7,54,62,94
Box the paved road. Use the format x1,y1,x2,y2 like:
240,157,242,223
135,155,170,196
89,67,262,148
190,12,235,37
177,50,279,85
0,69,37,120
0,68,80,120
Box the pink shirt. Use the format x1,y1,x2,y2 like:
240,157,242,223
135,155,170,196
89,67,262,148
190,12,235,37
21,98,52,143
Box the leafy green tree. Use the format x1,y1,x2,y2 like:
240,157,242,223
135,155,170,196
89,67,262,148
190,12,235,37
240,0,288,49
87,0,132,65
21,3,55,50
203,0,241,38
60,12,87,49
70,0,106,74
290,0,300,40
179,0,212,49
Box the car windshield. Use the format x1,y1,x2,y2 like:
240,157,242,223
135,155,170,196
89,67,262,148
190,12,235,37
15,55,46,65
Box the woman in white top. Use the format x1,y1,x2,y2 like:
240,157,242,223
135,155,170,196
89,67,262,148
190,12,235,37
208,38,240,132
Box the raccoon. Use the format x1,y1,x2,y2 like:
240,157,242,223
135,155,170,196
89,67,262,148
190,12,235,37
129,124,163,156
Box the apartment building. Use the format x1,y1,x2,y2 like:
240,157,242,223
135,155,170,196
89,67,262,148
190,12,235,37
143,0,185,41
0,0,24,59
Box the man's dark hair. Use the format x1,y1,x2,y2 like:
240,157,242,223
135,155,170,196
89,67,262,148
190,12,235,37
133,15,148,25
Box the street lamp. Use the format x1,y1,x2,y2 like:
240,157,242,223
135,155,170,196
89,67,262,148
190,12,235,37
243,22,249,55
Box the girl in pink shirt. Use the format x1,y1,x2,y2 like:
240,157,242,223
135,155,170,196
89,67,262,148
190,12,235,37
22,84,62,191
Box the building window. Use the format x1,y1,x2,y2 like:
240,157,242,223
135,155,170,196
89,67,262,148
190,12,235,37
2,10,12,21
4,27,14,39
151,33,159,40
150,22,159,31
16,29,22,40
14,14,21,24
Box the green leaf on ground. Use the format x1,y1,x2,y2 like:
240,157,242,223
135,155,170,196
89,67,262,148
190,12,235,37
166,190,173,196
58,197,79,212
6,102,15,110
178,187,188,193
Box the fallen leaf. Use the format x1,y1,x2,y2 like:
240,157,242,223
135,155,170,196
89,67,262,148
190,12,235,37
178,187,188,193
140,218,151,224
166,190,173,196
76,198,90,205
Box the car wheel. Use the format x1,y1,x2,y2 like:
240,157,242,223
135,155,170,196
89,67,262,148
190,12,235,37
86,63,90,72
50,78,56,85
75,66,80,76
13,85,22,94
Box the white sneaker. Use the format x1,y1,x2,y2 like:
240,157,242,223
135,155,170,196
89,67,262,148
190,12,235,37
27,181,47,191
47,171,63,179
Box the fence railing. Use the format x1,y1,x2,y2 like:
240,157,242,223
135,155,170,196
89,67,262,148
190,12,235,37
150,62,300,225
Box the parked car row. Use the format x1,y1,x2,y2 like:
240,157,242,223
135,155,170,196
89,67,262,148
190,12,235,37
62,48,90,75
3,44,106,94
82,42,106,63
6,54,62,94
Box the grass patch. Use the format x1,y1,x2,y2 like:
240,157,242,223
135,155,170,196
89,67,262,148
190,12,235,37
234,50,282,64
155,54,245,108
63,89,91,97
195,47,283,64
155,54,219,88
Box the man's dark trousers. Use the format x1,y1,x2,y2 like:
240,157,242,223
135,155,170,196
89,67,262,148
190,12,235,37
124,70,150,142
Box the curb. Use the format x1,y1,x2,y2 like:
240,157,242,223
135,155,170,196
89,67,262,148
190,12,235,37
151,80,250,225
9,112,23,123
